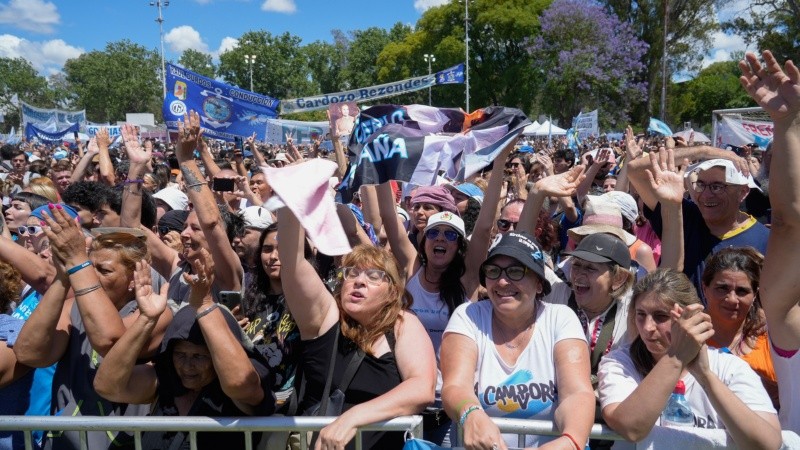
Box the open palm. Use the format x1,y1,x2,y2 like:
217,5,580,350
646,149,685,204
536,165,586,197
133,261,168,320
739,51,800,121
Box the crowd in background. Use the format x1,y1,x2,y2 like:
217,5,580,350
0,50,797,450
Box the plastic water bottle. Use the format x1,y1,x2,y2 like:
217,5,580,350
661,380,694,427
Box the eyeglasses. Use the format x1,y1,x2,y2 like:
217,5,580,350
496,219,518,231
691,181,732,195
17,226,43,236
482,264,528,281
425,228,459,242
339,266,388,286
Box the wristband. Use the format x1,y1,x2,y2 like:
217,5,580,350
73,283,102,297
124,179,144,184
454,399,475,418
67,260,92,275
562,433,581,450
458,405,480,427
196,304,219,320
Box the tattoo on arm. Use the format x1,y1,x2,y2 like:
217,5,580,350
182,167,205,192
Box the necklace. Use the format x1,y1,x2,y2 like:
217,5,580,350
494,316,534,349
423,266,440,285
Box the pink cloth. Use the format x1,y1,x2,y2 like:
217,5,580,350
262,159,352,256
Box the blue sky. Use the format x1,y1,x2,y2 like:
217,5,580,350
0,0,449,75
0,0,753,78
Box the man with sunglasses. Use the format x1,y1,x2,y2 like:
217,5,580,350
628,153,769,294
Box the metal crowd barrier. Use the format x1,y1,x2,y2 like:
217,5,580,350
0,415,423,450
485,418,625,447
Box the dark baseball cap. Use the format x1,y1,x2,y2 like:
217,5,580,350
480,231,551,296
565,233,630,268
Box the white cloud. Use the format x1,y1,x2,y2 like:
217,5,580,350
0,0,59,33
261,0,297,13
413,0,449,13
700,31,750,69
164,25,209,54
216,37,239,56
0,34,83,73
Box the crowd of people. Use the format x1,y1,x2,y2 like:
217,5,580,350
0,49,797,450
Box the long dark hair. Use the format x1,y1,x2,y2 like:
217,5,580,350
701,247,766,343
628,269,700,377
242,223,314,317
418,232,467,317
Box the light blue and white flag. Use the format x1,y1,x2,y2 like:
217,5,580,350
648,117,673,136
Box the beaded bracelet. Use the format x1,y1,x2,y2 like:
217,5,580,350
562,433,581,450
67,260,92,275
124,179,144,184
74,284,102,297
196,304,219,320
458,405,480,427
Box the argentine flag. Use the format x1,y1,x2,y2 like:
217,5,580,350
648,117,673,136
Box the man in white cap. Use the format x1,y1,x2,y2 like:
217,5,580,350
628,152,768,291
152,186,189,221
234,205,274,275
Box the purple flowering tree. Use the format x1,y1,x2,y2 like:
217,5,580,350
530,0,649,128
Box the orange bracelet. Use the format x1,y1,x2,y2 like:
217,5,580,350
562,433,581,450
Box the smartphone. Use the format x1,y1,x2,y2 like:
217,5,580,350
234,136,244,150
73,131,79,140
219,291,242,310
212,177,235,192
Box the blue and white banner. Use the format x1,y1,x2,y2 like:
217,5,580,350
648,117,673,136
21,102,86,131
716,116,773,149
86,125,122,138
162,63,280,142
264,119,329,144
572,109,598,141
282,63,466,114
25,122,79,142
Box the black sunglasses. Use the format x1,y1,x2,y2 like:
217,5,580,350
482,264,528,281
496,219,518,231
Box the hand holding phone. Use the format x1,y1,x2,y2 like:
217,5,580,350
219,291,242,310
212,177,236,192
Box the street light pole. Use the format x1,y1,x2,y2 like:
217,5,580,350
149,1,169,99
423,54,436,105
465,0,470,112
244,54,256,92
660,0,668,121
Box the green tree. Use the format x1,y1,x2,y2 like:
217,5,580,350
376,0,551,111
722,0,799,63
217,30,315,100
0,57,52,131
601,0,720,122
304,38,347,94
178,49,215,78
671,58,756,127
63,40,162,123
342,25,411,89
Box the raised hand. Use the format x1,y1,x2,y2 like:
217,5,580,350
535,153,555,176
645,148,687,205
95,127,111,150
121,124,150,166
183,247,215,307
86,137,100,155
668,303,715,366
133,260,169,320
739,50,800,121
176,110,203,162
41,203,88,267
534,164,587,197
625,125,642,160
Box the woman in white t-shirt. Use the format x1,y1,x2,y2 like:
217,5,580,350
441,231,594,450
598,269,781,448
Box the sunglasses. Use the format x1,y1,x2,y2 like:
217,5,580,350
339,266,388,286
482,264,528,281
17,226,43,236
496,219,518,231
425,228,459,242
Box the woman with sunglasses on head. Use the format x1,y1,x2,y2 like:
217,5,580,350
277,207,435,450
374,143,516,444
441,231,594,450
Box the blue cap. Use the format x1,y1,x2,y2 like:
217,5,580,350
31,204,79,221
455,183,484,204
53,150,69,161
243,150,254,158
519,145,533,153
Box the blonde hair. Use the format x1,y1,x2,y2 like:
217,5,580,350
24,177,59,203
90,232,151,274
334,244,411,353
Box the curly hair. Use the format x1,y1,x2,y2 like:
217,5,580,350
0,260,22,314
628,269,700,377
334,244,411,354
701,247,766,344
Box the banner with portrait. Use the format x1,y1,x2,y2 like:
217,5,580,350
328,102,359,138
162,63,280,142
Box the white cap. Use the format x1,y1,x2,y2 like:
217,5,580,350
241,206,274,229
153,187,189,211
686,159,761,191
424,211,466,238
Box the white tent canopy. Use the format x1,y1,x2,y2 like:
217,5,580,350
522,121,541,135
529,120,566,136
